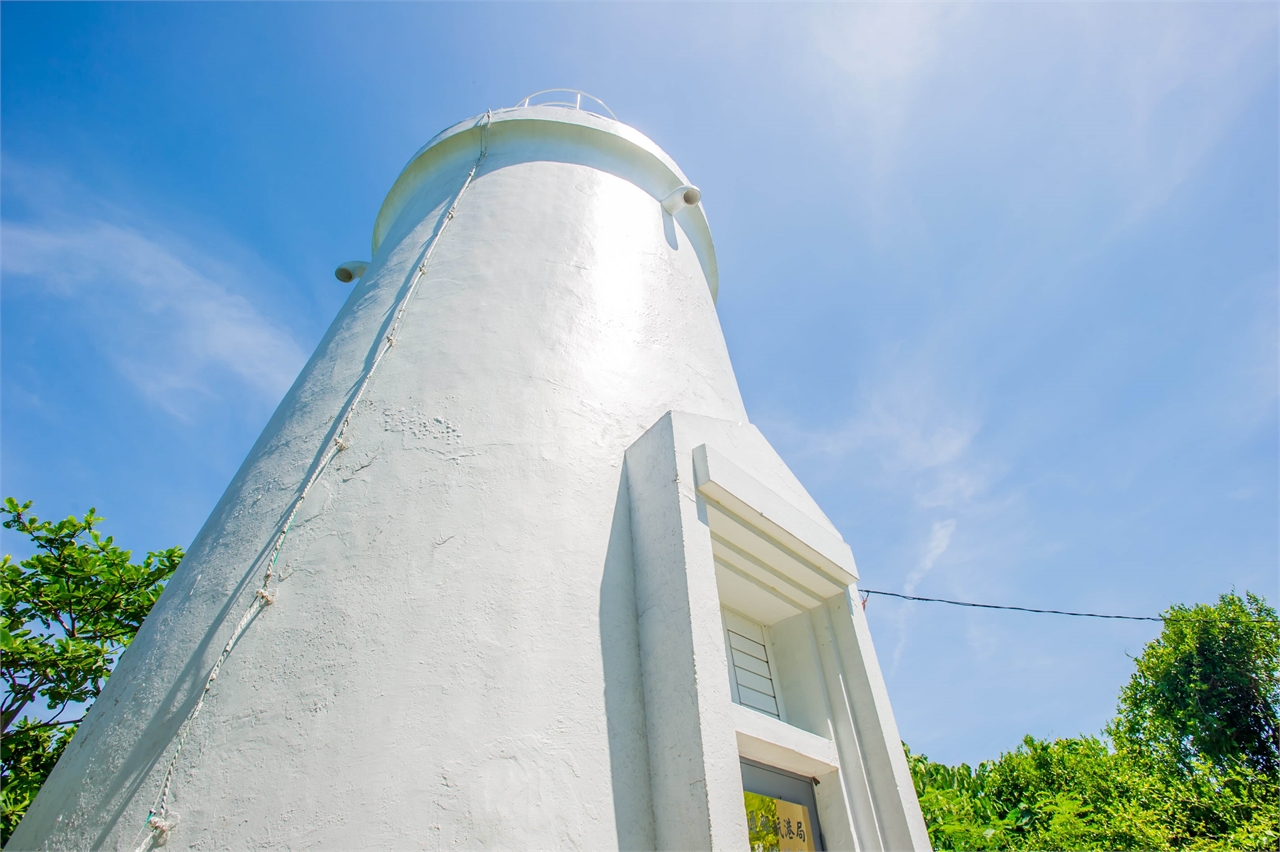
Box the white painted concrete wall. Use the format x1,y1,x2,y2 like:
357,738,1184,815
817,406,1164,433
8,105,929,852
623,412,931,852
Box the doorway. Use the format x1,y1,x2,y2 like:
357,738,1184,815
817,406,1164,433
740,758,825,851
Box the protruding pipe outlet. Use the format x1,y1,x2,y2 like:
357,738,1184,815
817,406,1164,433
335,261,370,283
661,184,701,215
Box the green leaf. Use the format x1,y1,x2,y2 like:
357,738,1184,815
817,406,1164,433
1,498,182,844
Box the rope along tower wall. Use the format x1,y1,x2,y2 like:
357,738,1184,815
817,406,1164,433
133,111,495,852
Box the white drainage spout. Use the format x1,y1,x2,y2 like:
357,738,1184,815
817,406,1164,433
334,261,370,283
661,184,701,215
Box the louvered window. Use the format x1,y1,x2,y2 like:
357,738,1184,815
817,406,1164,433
723,609,781,719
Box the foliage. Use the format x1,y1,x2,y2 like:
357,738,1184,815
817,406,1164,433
1,500,1275,851
908,592,1280,851
745,791,781,851
1109,592,1279,777
911,738,1278,851
1,498,182,843
1,722,75,842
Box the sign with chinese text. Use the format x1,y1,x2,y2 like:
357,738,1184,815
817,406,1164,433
743,791,816,852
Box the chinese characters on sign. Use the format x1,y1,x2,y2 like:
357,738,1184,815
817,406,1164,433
743,791,816,852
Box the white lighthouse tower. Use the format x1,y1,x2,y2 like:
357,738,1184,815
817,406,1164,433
9,93,930,852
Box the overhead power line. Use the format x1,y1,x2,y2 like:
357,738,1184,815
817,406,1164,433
860,589,1161,621
860,589,1280,623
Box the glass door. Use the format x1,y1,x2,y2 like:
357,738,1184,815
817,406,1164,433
740,759,824,851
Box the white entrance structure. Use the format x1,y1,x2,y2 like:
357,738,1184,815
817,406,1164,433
10,93,930,852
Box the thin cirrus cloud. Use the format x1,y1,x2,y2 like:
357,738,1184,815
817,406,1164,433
765,0,1275,571
1,184,306,421
767,367,991,516
889,516,958,671
806,3,1274,233
906,518,959,597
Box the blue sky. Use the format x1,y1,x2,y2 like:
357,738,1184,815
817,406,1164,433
2,3,1276,767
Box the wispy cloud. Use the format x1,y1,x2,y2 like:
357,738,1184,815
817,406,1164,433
889,516,958,671
810,4,957,152
905,518,957,595
1088,6,1275,228
2,168,306,420
774,366,991,513
763,364,993,673
807,3,1274,231
758,353,1025,675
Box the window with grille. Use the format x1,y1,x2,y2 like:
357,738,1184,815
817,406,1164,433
723,608,782,719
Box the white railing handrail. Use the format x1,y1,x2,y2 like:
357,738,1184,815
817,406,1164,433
509,89,617,120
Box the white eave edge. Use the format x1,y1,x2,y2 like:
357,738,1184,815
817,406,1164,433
693,444,858,585
732,704,840,778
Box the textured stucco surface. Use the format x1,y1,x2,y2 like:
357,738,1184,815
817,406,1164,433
623,412,931,852
9,106,930,852
9,108,746,851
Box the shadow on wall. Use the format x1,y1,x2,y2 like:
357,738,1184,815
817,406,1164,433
599,468,658,850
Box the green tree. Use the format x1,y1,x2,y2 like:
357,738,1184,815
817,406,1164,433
908,591,1280,851
1,498,182,843
1109,591,1279,777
